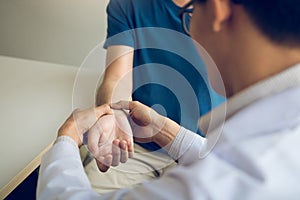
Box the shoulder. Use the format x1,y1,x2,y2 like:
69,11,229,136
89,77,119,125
107,0,126,10
107,0,148,8
107,0,164,12
225,86,300,137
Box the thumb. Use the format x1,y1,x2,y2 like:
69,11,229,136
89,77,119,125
94,104,113,118
73,104,112,135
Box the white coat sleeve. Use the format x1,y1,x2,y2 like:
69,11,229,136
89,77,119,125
36,136,100,200
37,129,205,200
168,126,206,165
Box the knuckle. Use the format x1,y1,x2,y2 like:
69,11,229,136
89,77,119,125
132,101,140,106
103,104,110,111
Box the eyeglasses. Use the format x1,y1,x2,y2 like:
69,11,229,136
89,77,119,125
179,0,243,35
179,0,195,35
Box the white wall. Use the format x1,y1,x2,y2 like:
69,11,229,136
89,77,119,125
0,0,109,66
0,0,109,192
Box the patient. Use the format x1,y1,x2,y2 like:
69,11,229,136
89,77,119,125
82,0,225,193
37,0,300,199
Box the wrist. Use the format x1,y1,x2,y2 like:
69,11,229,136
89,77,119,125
95,98,111,107
152,115,180,150
57,119,82,147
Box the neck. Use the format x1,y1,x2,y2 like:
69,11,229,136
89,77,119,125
222,10,300,97
227,43,300,97
172,0,190,7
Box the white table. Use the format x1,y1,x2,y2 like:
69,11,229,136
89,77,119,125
0,56,78,199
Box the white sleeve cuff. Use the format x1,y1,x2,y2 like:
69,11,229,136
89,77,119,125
54,135,79,149
168,127,206,165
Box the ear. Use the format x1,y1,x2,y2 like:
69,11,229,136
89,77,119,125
211,0,232,32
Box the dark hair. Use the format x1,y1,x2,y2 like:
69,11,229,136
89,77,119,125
196,0,300,46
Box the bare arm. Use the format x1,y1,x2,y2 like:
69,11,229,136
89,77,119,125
96,45,134,106
88,45,134,172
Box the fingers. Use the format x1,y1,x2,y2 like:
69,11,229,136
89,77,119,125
110,139,131,166
111,140,121,166
120,140,129,163
71,105,112,138
127,140,134,158
96,155,112,172
95,139,131,172
94,104,113,118
111,100,134,110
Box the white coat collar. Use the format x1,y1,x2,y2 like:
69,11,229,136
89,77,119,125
199,63,300,139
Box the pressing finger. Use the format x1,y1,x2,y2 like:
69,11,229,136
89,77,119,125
110,101,131,110
94,104,113,118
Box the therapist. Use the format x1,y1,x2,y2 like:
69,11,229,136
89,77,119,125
37,0,300,199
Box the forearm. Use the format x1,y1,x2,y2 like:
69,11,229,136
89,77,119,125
96,46,133,106
152,116,181,151
96,80,118,106
152,115,205,165
37,136,100,199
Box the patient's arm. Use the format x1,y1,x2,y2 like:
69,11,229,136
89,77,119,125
96,45,133,106
92,45,134,171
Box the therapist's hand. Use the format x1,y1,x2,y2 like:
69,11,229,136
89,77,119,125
87,109,134,172
111,101,180,149
57,104,112,147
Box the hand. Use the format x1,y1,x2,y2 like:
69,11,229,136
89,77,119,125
111,101,166,143
111,101,180,149
57,104,112,146
87,109,134,172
